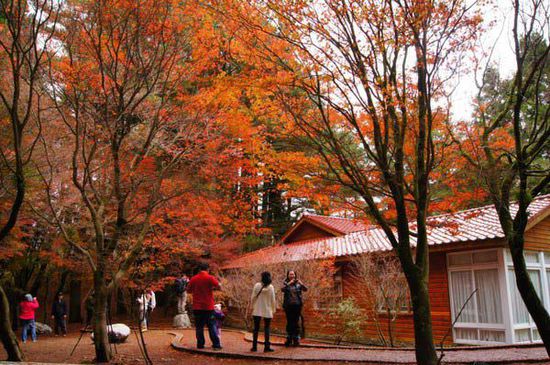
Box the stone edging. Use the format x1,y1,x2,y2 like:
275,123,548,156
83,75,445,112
219,326,545,352
240,331,545,352
168,331,550,364
169,332,416,363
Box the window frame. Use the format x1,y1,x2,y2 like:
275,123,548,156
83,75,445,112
447,248,508,345
504,250,550,344
375,283,412,315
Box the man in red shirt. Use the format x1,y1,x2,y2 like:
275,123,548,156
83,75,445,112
187,263,222,349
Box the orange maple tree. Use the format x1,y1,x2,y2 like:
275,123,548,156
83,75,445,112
209,0,485,363
36,0,223,359
29,0,329,360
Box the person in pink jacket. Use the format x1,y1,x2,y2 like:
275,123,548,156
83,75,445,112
19,294,39,343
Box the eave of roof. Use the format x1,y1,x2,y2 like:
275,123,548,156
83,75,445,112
224,195,550,269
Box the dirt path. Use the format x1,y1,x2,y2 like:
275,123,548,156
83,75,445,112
0,325,350,364
1,325,549,364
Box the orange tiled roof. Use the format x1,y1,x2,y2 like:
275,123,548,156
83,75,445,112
303,214,369,234
223,195,550,269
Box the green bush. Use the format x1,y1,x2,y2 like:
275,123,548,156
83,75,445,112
328,297,364,345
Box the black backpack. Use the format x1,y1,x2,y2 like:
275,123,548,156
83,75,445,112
175,278,187,294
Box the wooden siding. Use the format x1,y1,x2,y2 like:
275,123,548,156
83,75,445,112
225,251,453,345
525,215,550,251
337,252,452,345
284,222,336,243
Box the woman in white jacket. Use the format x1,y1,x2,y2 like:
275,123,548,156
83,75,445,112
250,271,276,352
137,290,156,331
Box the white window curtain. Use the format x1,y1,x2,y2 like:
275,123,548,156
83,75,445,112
450,271,476,323
508,269,542,324
529,270,542,296
475,269,503,324
448,250,509,344
509,269,530,324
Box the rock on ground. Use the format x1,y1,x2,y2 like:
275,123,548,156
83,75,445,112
35,322,53,335
90,323,131,343
173,314,191,328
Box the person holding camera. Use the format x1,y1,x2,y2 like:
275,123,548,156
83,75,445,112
281,270,307,347
19,294,39,343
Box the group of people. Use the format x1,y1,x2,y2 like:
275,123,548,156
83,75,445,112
18,291,68,343
186,263,307,353
17,264,307,352
249,269,307,352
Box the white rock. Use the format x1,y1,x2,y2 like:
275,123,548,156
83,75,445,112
35,322,52,335
90,323,131,343
173,314,191,328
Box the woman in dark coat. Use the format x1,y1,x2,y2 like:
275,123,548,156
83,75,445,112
281,270,307,347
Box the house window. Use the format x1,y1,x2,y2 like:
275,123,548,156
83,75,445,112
505,250,550,343
376,285,412,314
447,249,506,344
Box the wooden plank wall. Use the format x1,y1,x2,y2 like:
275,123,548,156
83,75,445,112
525,215,550,251
336,252,452,345
224,251,453,345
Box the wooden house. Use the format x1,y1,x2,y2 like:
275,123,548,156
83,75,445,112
223,195,550,345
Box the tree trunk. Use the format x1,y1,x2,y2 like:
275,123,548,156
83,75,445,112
30,263,48,295
394,198,437,364
409,274,437,365
0,285,24,361
386,308,394,347
0,135,25,361
510,236,550,357
69,280,82,323
41,274,51,324
93,274,111,362
56,270,71,294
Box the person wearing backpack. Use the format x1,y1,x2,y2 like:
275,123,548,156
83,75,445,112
175,274,189,314
250,271,276,353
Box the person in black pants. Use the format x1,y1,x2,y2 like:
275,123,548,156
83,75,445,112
51,292,68,336
187,263,222,350
250,272,276,352
281,270,307,346
193,310,220,348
